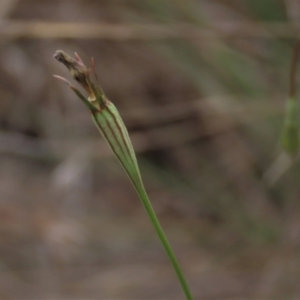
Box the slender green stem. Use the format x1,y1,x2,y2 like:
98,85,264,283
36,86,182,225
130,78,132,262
133,180,193,300
289,38,300,98
282,39,300,155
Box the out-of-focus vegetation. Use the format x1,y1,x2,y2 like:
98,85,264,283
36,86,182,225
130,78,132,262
0,0,300,299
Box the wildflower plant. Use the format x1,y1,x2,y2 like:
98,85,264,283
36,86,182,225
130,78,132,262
54,50,193,300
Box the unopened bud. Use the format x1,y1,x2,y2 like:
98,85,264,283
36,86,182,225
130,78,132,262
54,50,95,100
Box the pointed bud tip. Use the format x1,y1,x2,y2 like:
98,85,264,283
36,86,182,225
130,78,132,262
53,50,67,62
53,75,71,86
74,52,84,65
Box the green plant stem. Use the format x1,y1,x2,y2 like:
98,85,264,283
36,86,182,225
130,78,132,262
290,38,300,98
282,39,300,155
132,178,193,300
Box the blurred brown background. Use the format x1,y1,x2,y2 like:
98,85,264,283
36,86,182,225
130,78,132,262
0,0,300,299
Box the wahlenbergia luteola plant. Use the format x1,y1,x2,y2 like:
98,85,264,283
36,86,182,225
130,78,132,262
54,50,193,300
